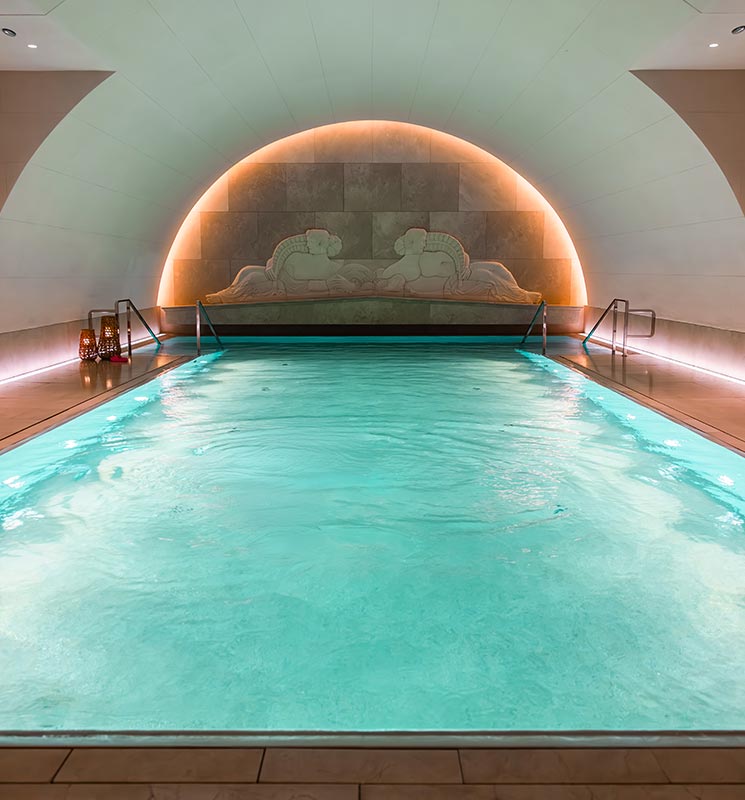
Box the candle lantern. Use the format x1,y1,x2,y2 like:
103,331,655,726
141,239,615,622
97,315,121,360
78,328,98,361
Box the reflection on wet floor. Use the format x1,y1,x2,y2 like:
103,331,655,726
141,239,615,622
0,347,187,452
1,335,744,456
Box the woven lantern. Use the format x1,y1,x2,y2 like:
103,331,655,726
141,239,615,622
78,328,98,361
97,315,121,360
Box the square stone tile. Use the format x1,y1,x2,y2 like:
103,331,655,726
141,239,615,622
430,130,493,163
344,163,401,211
515,176,546,212
256,212,315,263
402,163,459,211
459,162,517,211
430,211,486,259
315,211,373,259
173,259,231,305
251,131,316,163
200,212,259,260
54,748,263,783
170,215,201,260
486,211,544,259
315,121,374,162
459,750,668,784
373,122,431,162
286,163,344,211
260,749,462,784
0,749,69,782
228,163,286,212
198,172,229,211
502,258,572,305
372,211,429,258
652,748,745,783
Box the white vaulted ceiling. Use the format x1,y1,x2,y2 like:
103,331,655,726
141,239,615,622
1,0,745,334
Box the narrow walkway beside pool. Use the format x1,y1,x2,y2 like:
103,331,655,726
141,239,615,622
0,746,744,798
0,347,188,453
555,345,745,456
1,336,744,457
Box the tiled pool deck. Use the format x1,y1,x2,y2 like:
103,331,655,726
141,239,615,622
1,746,744,797
0,347,189,453
2,335,745,792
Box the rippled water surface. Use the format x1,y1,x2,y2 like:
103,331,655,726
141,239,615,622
2,339,745,731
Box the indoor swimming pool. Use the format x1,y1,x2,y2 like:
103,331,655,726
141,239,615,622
1,338,745,733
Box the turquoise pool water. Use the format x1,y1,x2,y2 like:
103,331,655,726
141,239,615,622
1,339,745,732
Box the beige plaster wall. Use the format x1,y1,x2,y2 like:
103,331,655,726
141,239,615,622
160,122,583,308
0,307,159,383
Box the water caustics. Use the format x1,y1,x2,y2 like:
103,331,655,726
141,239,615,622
1,340,745,732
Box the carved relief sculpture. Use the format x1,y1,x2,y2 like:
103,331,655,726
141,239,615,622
205,228,541,305
205,229,373,304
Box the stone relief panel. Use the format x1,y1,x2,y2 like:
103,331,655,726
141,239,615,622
164,121,582,306
205,228,541,306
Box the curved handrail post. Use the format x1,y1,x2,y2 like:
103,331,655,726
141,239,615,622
583,298,629,356
196,301,224,356
114,298,161,361
520,300,548,354
541,301,547,356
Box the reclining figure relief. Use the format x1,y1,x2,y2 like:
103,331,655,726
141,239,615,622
205,227,542,305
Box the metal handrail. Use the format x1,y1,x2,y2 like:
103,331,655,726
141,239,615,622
115,298,162,361
583,299,656,357
519,301,547,355
87,308,114,328
196,301,225,356
628,308,656,340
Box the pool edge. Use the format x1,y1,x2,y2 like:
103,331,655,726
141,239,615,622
2,730,745,748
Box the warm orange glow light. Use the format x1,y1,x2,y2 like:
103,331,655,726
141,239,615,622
158,121,587,307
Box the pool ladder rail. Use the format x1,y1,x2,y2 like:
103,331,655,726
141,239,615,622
519,300,548,355
195,301,225,355
87,298,162,360
583,298,656,357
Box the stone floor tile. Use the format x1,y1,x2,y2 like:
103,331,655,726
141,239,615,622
493,787,727,799
686,787,745,800
459,750,668,785
362,785,496,799
0,749,70,783
0,786,358,800
0,787,151,799
54,749,263,783
260,749,462,784
148,785,358,799
652,749,745,783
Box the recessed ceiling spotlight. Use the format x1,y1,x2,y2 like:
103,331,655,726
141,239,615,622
733,25,745,35
27,43,37,49
1,27,16,37
709,42,720,47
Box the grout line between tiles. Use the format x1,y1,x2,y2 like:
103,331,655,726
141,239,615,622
49,748,73,784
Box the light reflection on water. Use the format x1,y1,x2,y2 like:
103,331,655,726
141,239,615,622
0,341,744,732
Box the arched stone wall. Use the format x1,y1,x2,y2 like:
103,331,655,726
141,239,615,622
159,122,585,308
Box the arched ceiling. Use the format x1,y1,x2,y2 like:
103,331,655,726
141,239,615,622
2,0,745,335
